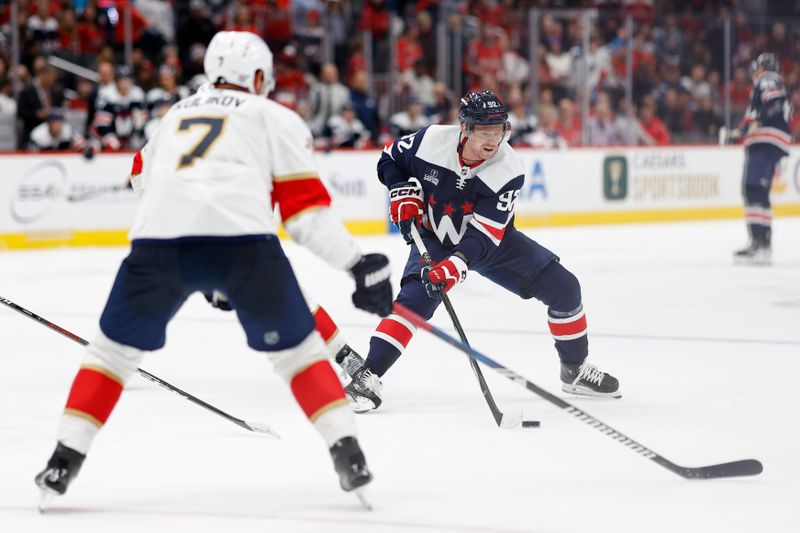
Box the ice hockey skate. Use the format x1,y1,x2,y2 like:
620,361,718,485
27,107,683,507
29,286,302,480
34,442,86,512
335,345,366,381
345,366,383,413
733,240,772,266
561,362,621,398
330,436,373,509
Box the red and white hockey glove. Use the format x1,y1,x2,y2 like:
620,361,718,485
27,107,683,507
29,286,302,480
422,255,468,297
389,179,424,243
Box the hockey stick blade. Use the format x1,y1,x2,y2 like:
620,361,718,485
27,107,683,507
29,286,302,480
658,458,763,480
242,420,281,439
1,296,280,438
394,303,762,480
498,410,540,429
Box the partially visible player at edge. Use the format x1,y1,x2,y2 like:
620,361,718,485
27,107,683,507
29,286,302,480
34,31,393,510
342,90,621,413
729,52,791,265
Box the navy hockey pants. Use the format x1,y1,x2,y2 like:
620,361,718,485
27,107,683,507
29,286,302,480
742,143,787,242
99,236,315,352
364,228,588,376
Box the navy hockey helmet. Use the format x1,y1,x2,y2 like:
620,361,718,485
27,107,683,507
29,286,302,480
749,52,779,77
459,91,508,127
458,91,511,143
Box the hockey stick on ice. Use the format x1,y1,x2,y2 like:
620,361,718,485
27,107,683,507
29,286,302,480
393,302,763,479
0,296,280,438
408,225,539,429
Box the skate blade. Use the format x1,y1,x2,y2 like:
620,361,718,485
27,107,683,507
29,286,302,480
347,396,377,414
38,487,58,513
562,383,622,399
733,252,772,266
354,488,373,511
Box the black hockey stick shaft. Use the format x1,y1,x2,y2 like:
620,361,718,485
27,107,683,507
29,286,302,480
408,225,538,429
0,296,279,437
394,302,763,479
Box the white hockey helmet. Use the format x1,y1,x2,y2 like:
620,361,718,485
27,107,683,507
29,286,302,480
204,31,274,95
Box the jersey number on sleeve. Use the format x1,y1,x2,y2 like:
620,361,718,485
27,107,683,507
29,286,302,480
177,116,226,169
496,190,520,212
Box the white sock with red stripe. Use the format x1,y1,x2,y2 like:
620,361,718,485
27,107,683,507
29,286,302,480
57,331,144,454
312,304,347,359
267,331,356,447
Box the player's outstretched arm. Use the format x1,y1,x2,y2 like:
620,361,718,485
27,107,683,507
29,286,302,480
271,111,393,316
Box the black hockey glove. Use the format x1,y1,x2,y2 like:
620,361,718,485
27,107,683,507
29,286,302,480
350,253,393,317
203,290,233,311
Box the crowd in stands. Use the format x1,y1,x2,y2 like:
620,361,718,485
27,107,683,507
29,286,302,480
0,0,798,152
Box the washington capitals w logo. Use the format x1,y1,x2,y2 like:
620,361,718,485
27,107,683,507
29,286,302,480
428,204,471,245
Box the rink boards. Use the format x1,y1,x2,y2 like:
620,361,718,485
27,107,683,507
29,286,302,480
1,145,799,249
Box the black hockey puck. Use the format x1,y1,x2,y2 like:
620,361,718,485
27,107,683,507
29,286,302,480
522,420,540,428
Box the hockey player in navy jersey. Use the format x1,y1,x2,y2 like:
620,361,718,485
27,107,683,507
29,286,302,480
729,53,791,265
341,91,620,413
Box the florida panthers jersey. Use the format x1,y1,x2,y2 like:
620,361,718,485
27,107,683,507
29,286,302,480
129,86,362,269
378,125,525,264
742,71,792,152
131,88,316,240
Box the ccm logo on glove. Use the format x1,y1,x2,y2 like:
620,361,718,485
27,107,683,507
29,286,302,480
389,179,424,242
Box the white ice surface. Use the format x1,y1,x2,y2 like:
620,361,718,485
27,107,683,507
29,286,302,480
1,219,799,533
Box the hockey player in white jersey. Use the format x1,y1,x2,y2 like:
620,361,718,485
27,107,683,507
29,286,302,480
34,31,392,510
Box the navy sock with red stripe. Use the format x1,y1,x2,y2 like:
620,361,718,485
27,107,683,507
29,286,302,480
548,305,589,365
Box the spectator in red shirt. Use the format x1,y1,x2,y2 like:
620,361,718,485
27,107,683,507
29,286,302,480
273,46,308,110
555,98,582,146
639,104,671,145
471,0,505,29
464,24,504,87
227,3,258,35
113,3,149,46
396,25,423,73
58,7,80,55
77,2,106,56
358,0,390,40
724,66,751,115
261,0,293,52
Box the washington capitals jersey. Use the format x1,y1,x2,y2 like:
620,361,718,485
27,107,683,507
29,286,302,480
93,84,146,141
742,71,792,152
378,125,525,264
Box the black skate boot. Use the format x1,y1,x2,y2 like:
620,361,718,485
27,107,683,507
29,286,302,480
34,442,86,512
335,344,366,381
330,436,373,509
733,238,772,266
344,366,383,413
561,362,621,398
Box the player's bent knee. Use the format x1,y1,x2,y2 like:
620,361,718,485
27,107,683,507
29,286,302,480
397,279,439,320
83,330,146,384
266,331,328,382
535,262,582,313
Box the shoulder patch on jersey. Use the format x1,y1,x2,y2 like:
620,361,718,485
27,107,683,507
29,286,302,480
475,144,525,193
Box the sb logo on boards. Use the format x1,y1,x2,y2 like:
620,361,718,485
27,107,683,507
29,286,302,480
603,155,628,201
